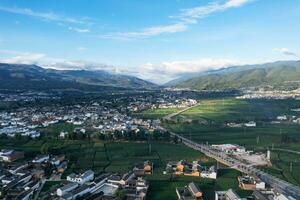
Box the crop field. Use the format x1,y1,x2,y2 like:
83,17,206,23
0,139,109,175
132,107,182,119
0,139,251,199
138,98,300,187
39,122,80,138
147,169,252,200
261,150,300,186
175,98,300,123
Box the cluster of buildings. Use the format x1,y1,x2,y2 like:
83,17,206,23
271,114,300,125
236,90,300,100
226,121,257,128
0,91,59,102
154,98,197,109
165,160,217,179
176,175,295,200
0,112,41,138
176,182,203,200
0,149,24,162
1,147,153,200
53,161,153,200
212,144,271,166
0,92,195,140
0,150,68,200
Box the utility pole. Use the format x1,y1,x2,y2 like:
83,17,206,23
149,143,152,155
148,134,151,155
290,162,293,173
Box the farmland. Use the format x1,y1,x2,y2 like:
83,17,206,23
140,98,300,186
0,138,250,199
132,107,182,119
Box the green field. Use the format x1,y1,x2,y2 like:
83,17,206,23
139,98,300,186
261,150,300,186
176,98,300,123
0,139,250,199
39,122,80,138
132,107,182,119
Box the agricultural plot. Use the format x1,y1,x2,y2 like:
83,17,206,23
0,139,109,175
147,169,252,200
262,151,300,186
132,107,183,119
39,122,80,138
0,139,248,199
138,98,300,187
177,98,300,123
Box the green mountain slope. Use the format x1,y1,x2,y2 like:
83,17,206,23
0,63,156,91
175,61,300,90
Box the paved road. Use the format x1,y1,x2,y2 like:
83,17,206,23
162,103,200,121
167,131,300,199
273,148,300,155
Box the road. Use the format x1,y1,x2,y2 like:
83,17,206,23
273,148,300,155
168,131,300,199
162,103,200,121
160,104,300,199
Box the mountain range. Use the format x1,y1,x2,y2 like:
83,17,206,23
172,60,300,91
0,63,156,91
1,60,300,92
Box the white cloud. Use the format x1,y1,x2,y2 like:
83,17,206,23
0,52,46,64
273,48,299,58
77,47,87,52
137,58,242,83
108,23,187,39
106,0,253,39
69,27,90,33
0,6,91,25
44,60,116,72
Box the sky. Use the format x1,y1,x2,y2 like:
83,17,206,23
0,0,300,84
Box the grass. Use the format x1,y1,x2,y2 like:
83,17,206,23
147,169,252,200
0,139,248,199
261,151,300,186
177,98,300,123
138,98,300,187
39,122,80,138
132,107,183,119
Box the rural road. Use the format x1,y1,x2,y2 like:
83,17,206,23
160,104,300,199
162,103,200,121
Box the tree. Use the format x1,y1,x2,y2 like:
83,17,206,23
115,189,126,200
40,143,49,154
98,133,105,140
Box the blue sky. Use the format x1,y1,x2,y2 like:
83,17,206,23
0,0,300,83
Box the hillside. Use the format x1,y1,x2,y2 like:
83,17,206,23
175,61,300,90
0,63,156,91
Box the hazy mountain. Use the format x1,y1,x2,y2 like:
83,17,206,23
0,63,156,91
174,60,300,90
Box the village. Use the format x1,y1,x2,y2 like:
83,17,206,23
0,91,198,140
0,146,295,200
0,91,299,200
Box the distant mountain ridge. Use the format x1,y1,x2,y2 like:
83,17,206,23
173,60,300,90
0,63,156,91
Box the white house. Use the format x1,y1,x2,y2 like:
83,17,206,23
200,166,217,179
56,182,78,196
277,115,287,121
67,170,94,184
32,155,49,163
244,121,256,127
59,131,68,139
215,189,245,200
